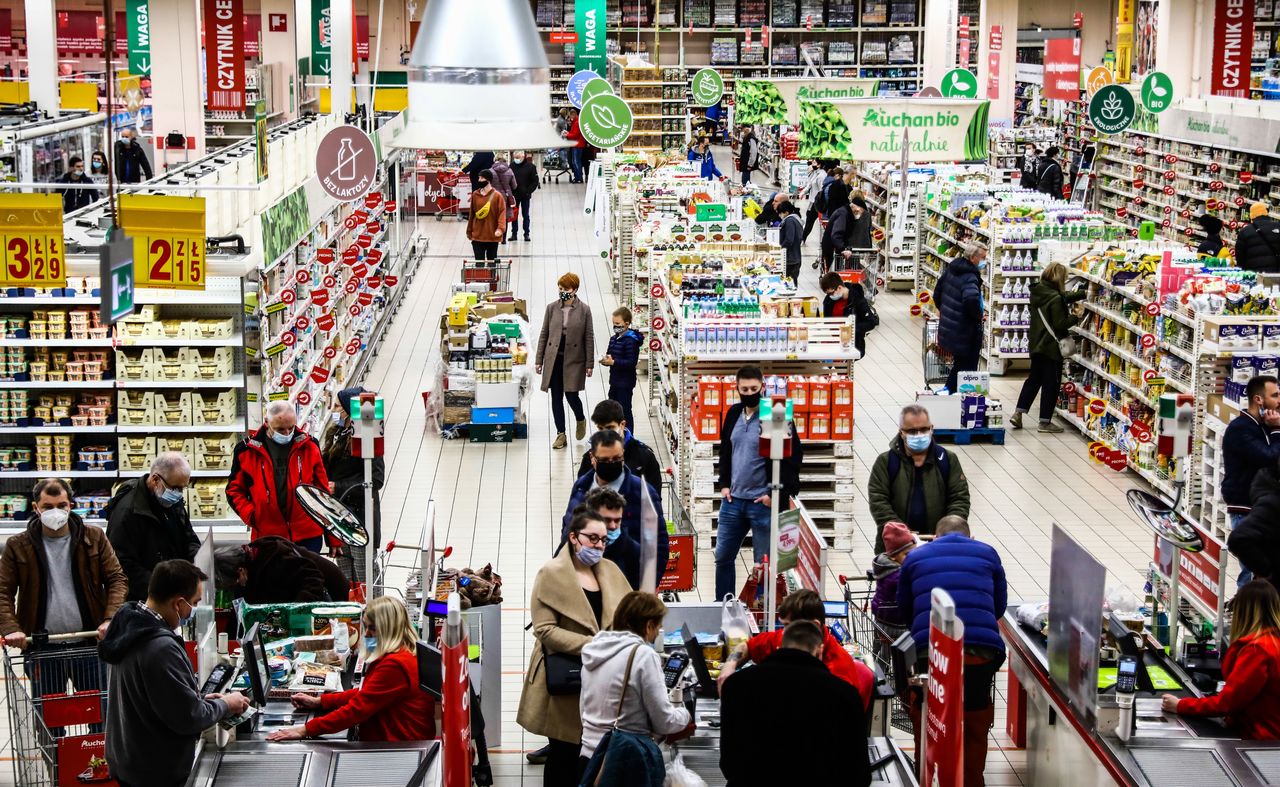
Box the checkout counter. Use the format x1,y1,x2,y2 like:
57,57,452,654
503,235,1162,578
661,602,919,786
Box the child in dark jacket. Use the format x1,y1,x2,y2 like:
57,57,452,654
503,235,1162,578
871,521,916,641
602,307,643,428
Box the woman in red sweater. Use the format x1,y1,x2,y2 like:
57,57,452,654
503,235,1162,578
1163,580,1280,740
266,596,435,742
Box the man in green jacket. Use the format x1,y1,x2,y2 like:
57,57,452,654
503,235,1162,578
866,404,971,552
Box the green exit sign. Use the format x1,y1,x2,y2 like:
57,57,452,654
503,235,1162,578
99,235,135,325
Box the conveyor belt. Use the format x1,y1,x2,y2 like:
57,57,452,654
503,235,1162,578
1131,748,1233,786
1243,749,1280,783
333,750,423,785
214,752,308,787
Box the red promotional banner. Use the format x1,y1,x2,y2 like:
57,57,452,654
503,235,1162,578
987,52,1001,99
0,9,13,51
957,15,971,66
1043,38,1082,100
356,15,370,59
244,14,263,57
56,10,104,54
1153,519,1224,616
442,634,472,787
924,621,964,786
204,0,246,111
1211,0,1254,97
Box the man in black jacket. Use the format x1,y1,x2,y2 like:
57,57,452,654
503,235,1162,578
1036,146,1064,197
214,536,350,604
1235,203,1280,273
56,156,99,213
510,151,539,242
103,560,248,787
106,452,200,601
820,197,852,273
461,150,495,192
715,365,803,600
576,399,663,492
720,621,871,787
1222,374,1280,584
1229,463,1280,582
113,129,152,184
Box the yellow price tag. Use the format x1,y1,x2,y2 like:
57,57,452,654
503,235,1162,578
119,194,207,291
0,194,67,288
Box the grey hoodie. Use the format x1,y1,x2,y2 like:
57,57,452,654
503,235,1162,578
579,630,690,757
100,601,229,785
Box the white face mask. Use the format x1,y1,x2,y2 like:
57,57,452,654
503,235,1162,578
39,508,69,531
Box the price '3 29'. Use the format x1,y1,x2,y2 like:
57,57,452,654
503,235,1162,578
4,235,63,285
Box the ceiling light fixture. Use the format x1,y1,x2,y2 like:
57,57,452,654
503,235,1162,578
392,0,570,151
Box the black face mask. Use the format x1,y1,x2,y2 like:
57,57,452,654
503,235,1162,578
739,391,761,408
478,180,489,188
595,459,625,483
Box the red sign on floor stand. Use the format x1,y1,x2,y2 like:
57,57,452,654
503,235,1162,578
923,588,965,787
441,593,472,787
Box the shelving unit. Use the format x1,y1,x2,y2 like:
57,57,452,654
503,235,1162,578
609,61,690,153
204,64,283,149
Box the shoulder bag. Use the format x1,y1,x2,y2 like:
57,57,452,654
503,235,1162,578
1037,294,1076,357
580,644,665,786
544,651,583,696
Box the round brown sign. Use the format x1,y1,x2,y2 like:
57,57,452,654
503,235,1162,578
316,126,378,202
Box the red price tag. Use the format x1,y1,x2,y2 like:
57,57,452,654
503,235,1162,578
1236,195,1247,207
343,246,360,263
345,341,360,356
311,289,330,306
367,276,382,289
1087,398,1106,416
344,280,358,294
364,193,382,209
310,366,331,384
1230,219,1241,230
317,248,335,264
1144,302,1160,316
344,214,360,230
1143,368,1158,382
909,304,923,316
918,291,932,304
297,391,312,406
350,262,368,279
281,371,297,387
1109,453,1129,471
1063,381,1077,395
1163,185,1175,196
1162,218,1172,228
365,248,384,265
281,331,297,347
1117,207,1129,218
651,283,666,298
1135,146,1145,155
357,291,374,307
1134,164,1145,174
1164,154,1178,164
383,275,398,287
1134,179,1145,189
648,337,662,352
384,200,397,212
651,316,666,331
295,316,310,331
349,304,361,316
356,234,373,249
1209,180,1223,191
295,270,309,284
1241,171,1255,184
323,274,338,288
1140,333,1156,349
1179,208,1189,218
1209,162,1220,173
281,289,297,304
322,344,337,358
1163,170,1176,180
317,312,336,331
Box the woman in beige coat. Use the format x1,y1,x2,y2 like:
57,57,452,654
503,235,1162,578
536,272,595,449
517,510,630,786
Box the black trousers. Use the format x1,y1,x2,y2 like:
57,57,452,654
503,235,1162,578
471,241,498,260
549,358,585,434
544,738,583,786
945,349,980,393
1016,353,1062,422
803,205,821,241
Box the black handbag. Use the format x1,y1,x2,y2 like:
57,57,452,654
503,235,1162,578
544,651,583,696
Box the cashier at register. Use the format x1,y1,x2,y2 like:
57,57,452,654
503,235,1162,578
1162,580,1280,739
265,596,435,742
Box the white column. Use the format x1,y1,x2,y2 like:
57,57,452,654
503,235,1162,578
149,0,206,159
923,0,959,91
330,0,353,117
23,0,57,115
1157,0,1204,100
261,0,298,119
977,0,1018,125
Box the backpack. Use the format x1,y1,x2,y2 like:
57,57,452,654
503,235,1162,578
887,445,951,485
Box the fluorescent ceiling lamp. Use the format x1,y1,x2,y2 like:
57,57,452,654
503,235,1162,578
391,0,570,151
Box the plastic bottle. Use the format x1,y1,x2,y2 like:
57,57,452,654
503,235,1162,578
998,305,1010,326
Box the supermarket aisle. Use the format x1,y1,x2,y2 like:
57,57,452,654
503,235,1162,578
312,178,1162,784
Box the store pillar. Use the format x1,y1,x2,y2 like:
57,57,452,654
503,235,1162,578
922,0,959,91
329,0,354,117
978,0,1018,125
261,0,298,120
149,0,206,161
23,0,58,116
1154,0,1203,100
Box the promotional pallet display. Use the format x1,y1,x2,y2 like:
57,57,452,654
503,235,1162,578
1092,128,1280,247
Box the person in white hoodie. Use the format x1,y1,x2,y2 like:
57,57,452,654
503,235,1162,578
579,592,693,773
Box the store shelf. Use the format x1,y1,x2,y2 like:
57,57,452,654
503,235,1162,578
0,338,113,347
0,425,116,435
0,380,115,389
116,378,242,389
116,424,246,433
118,335,243,348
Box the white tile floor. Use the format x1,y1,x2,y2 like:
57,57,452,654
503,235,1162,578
0,167,1176,786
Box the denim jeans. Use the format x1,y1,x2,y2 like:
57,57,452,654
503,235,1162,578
715,497,772,600
516,196,531,237
608,383,634,432
568,148,584,183
1232,512,1252,586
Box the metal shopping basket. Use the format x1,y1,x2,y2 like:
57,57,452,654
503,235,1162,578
922,317,953,390
462,260,512,292
838,575,916,737
5,635,109,787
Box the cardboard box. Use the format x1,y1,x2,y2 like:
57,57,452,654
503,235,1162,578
808,412,831,440
475,382,520,409
808,377,832,413
832,412,854,439
786,378,810,411
956,371,990,396
690,403,721,441
472,406,515,424
697,377,725,410
915,392,963,429
469,422,515,443
792,413,808,439
831,378,854,417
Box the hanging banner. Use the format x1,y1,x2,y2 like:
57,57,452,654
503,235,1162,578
254,100,269,183
0,194,66,289
56,11,102,54
574,0,607,76
922,590,964,786
119,195,208,291
0,9,11,51
798,98,991,162
1044,38,1082,100
126,0,151,75
356,15,370,59
312,0,332,76
987,26,1003,100
735,78,881,126
244,14,263,57
204,0,246,111
1135,1,1160,78
1210,0,1254,98
1116,0,1137,83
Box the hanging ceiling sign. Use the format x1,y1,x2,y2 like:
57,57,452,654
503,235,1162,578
798,98,991,162
204,0,247,111
735,78,881,126
316,126,378,201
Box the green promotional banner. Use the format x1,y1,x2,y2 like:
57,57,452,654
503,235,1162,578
254,100,268,183
691,68,725,107
574,0,607,76
798,98,991,162
735,78,881,126
126,0,150,75
578,94,633,149
312,0,331,76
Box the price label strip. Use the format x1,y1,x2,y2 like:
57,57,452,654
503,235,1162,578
0,194,66,288
119,194,207,291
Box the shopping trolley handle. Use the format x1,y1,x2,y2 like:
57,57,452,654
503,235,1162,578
30,630,98,647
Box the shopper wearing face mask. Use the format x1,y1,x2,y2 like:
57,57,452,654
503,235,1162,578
466,168,508,261
105,452,201,602
321,387,385,579
101,560,249,787
56,155,99,213
226,400,333,553
536,272,594,449
88,149,109,183
0,479,127,716
510,150,540,242
866,404,971,552
715,365,804,601
562,431,667,591
113,128,153,184
518,510,631,787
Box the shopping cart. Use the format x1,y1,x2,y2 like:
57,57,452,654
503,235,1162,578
838,575,916,737
462,260,512,292
5,635,109,787
542,148,572,184
433,170,470,222
922,317,953,390
659,473,696,600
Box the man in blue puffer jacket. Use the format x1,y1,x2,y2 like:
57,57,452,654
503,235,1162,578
935,243,987,392
898,516,1006,786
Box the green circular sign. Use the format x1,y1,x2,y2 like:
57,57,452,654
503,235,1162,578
1089,84,1137,135
941,68,978,98
581,78,614,105
691,67,725,108
1141,71,1174,114
579,94,634,149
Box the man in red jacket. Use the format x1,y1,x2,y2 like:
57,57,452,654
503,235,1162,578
225,401,333,553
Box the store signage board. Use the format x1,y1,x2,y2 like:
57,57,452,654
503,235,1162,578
126,0,151,76
204,0,246,111
566,69,601,109
0,9,11,51
922,589,964,786
312,0,332,76
691,67,725,107
797,98,991,162
1087,66,1114,97
1044,38,1083,100
1210,0,1254,98
1152,518,1224,622
1158,106,1280,155
1047,525,1106,729
1140,71,1173,114
736,78,881,126
776,507,826,592
578,94,633,149
316,126,377,201
580,77,613,105
0,194,66,289
119,194,207,291
574,0,607,76
941,68,978,98
254,100,269,183
99,235,135,325
1116,0,1137,82
1088,84,1137,135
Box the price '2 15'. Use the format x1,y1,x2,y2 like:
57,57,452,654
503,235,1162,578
2,234,63,286
138,235,205,289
